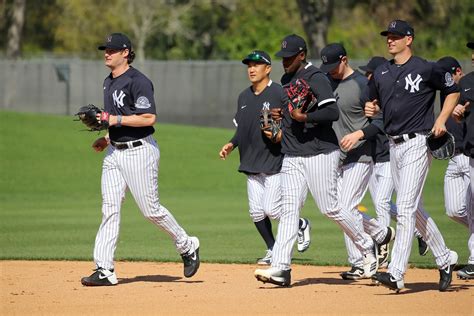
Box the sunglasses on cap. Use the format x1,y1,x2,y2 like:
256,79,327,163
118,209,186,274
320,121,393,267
242,52,271,65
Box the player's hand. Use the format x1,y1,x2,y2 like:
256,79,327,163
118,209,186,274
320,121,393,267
431,120,447,138
270,108,283,121
340,130,364,152
219,143,234,160
92,137,109,152
290,108,307,122
452,103,467,123
364,99,380,117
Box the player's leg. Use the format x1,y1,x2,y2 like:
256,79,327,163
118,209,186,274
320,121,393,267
121,137,199,277
306,151,376,277
444,155,470,227
457,158,474,279
82,150,126,286
369,161,393,227
339,162,372,278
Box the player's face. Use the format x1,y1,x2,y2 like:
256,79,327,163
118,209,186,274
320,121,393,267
282,52,304,74
386,34,411,55
247,62,270,83
328,58,346,79
104,48,128,68
365,72,373,80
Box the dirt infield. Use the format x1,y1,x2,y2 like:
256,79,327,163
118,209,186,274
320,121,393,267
1,261,473,315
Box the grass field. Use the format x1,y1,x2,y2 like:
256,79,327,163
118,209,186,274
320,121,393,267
0,111,470,268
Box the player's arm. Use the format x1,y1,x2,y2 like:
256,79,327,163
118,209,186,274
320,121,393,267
296,73,339,123
364,77,380,117
108,113,156,127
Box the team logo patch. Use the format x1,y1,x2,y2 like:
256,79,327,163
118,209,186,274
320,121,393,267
112,90,126,108
404,73,422,93
107,36,112,42
444,72,454,87
321,55,328,63
135,96,151,109
282,41,287,49
390,21,396,28
262,101,270,111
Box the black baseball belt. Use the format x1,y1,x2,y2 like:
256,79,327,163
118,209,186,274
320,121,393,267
110,140,143,150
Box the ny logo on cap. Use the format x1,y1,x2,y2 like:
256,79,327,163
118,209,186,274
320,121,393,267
321,55,328,63
282,41,287,49
390,21,396,28
107,36,112,42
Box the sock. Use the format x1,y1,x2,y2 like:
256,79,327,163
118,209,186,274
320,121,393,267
299,218,306,229
254,217,275,250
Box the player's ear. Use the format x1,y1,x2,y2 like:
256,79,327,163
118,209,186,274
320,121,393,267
265,65,272,75
406,35,414,46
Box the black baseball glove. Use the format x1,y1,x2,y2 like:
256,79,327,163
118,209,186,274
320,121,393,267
260,108,282,143
285,79,317,113
426,131,455,160
75,104,109,131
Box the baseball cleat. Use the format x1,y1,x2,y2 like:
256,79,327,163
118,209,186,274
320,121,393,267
255,267,291,286
181,236,200,278
372,272,404,293
439,250,458,291
340,266,366,280
257,249,272,266
297,218,311,252
363,241,379,278
81,267,118,286
417,236,429,256
457,264,474,280
377,243,389,268
380,226,395,245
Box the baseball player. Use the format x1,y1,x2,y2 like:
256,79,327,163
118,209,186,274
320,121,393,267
81,33,200,286
366,20,460,292
360,57,430,266
219,50,311,266
319,44,394,280
254,34,378,286
454,41,474,280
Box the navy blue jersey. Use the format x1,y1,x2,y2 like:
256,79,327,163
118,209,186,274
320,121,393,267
460,72,474,157
103,67,156,142
440,92,466,152
280,62,339,156
229,80,284,174
369,56,459,136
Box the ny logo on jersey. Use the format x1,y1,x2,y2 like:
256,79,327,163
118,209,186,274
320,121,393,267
112,90,126,108
262,101,270,111
404,74,422,93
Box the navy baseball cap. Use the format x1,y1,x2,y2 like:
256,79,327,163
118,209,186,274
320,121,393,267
98,33,132,50
467,42,474,49
275,34,307,58
319,43,347,73
242,50,271,65
436,56,461,74
380,20,414,37
359,56,388,73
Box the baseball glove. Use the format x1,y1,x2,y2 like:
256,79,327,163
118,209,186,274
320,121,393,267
75,104,109,131
285,79,317,113
260,108,282,143
426,131,455,160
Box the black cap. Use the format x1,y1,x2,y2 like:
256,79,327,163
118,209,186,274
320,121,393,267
319,43,347,73
275,34,307,58
380,20,414,37
436,56,461,74
467,42,474,49
98,33,132,50
359,56,388,73
242,50,271,65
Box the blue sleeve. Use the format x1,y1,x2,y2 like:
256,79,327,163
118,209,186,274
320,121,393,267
130,75,156,114
428,63,459,95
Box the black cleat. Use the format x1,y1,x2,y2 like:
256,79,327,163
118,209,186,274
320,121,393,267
372,272,404,293
81,268,118,286
439,251,458,291
457,264,474,280
340,266,366,280
181,236,200,278
377,243,389,268
417,236,429,256
380,227,395,245
255,268,291,286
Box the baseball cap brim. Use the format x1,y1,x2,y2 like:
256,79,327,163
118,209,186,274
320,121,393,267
98,44,128,50
359,65,371,72
320,61,341,73
380,30,407,37
467,42,474,49
275,50,300,58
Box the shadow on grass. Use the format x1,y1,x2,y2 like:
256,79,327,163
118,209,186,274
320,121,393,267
118,274,203,284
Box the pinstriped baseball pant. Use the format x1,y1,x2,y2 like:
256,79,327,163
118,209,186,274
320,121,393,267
271,150,374,271
388,134,451,280
338,162,373,268
468,158,474,264
444,154,470,227
93,136,192,270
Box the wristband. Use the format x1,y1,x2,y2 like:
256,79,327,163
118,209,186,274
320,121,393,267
117,115,122,127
